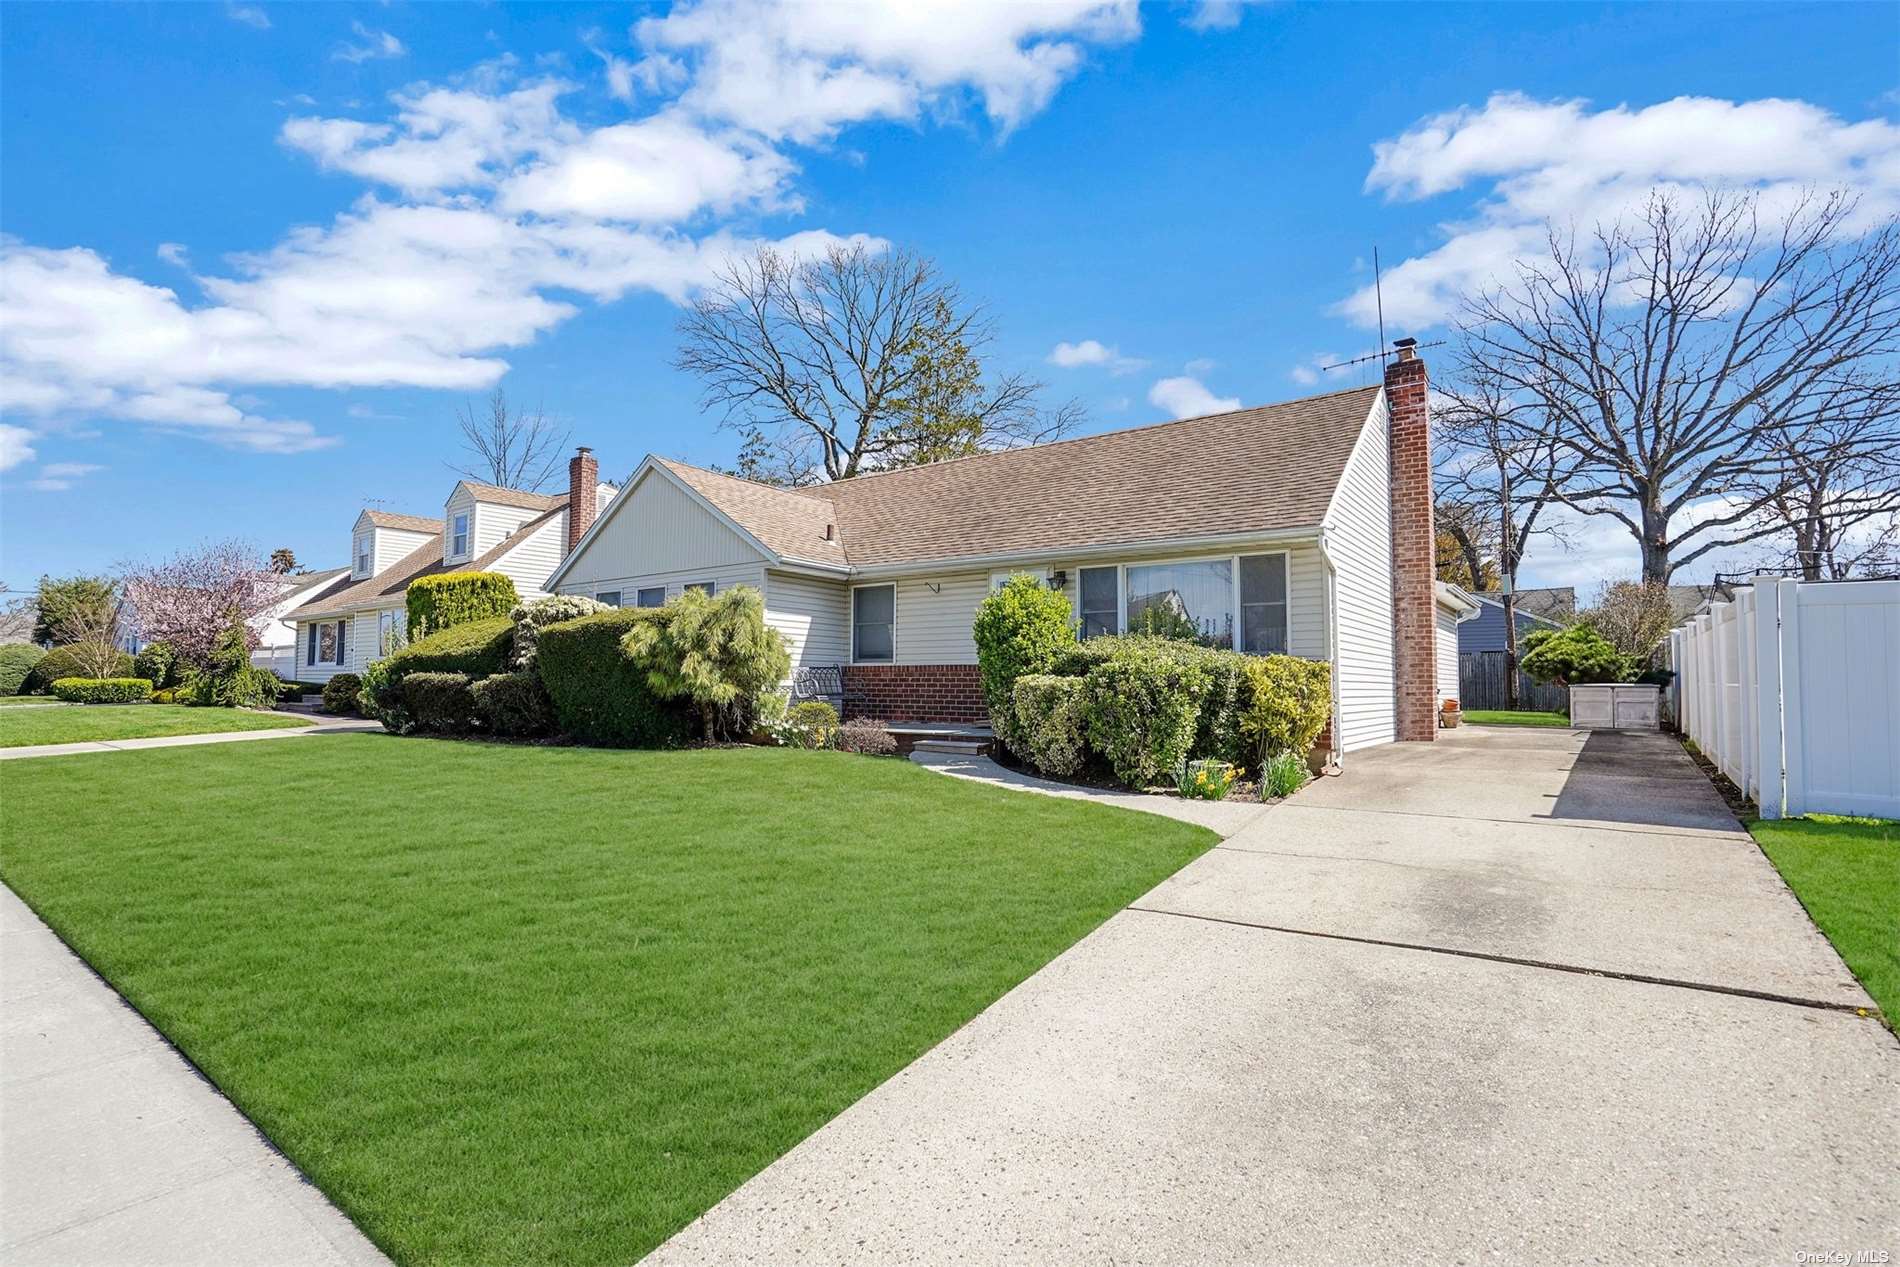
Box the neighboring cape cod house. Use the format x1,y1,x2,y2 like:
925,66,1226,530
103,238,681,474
283,474,615,682
548,342,1470,759
1456,591,1564,657
250,567,353,678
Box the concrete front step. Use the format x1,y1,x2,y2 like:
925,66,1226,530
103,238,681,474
909,739,992,755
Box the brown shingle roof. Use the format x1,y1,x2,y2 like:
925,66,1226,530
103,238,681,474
458,482,566,511
659,385,1380,570
294,500,567,619
654,460,849,567
360,510,444,533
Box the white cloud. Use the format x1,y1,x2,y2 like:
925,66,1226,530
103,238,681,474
585,34,639,103
1183,1,1243,32
1183,356,1215,374
1047,338,1143,374
155,242,190,268
497,116,796,222
633,0,1140,142
225,3,270,31
0,424,35,471
335,21,405,65
1148,374,1239,419
1288,352,1340,386
1341,93,1900,329
28,460,102,492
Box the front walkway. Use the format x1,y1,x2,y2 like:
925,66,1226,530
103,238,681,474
0,886,388,1266
909,748,1273,836
0,715,381,761
655,725,1899,1263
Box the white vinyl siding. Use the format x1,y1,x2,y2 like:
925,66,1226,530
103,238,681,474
472,499,543,557
443,487,476,564
892,573,989,665
351,513,435,577
764,570,850,670
560,468,765,585
485,512,568,601
559,561,767,609
1321,395,1397,753
1435,602,1461,708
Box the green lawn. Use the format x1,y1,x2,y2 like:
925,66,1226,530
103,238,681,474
0,703,309,747
1463,709,1572,728
1749,814,1899,1031
0,737,1214,1265
0,694,71,706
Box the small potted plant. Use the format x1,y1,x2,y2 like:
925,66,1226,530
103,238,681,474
1439,697,1462,728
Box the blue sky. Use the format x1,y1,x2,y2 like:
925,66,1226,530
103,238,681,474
3,0,1895,592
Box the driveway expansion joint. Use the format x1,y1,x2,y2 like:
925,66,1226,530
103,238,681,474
1124,904,1879,1019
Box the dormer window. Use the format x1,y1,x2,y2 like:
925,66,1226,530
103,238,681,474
451,512,470,558
355,534,371,576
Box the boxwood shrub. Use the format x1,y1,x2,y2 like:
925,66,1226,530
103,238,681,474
971,574,1076,750
132,642,179,690
1010,674,1088,777
385,616,515,679
320,673,363,715
52,677,154,704
402,671,478,734
24,645,134,693
1056,635,1256,770
536,609,693,748
471,671,555,737
0,643,45,695
407,571,520,639
1240,655,1332,763
1080,643,1208,788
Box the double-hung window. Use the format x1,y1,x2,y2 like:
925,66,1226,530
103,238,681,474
1079,566,1118,638
852,584,895,663
310,620,347,667
355,534,371,576
1238,553,1289,655
378,610,400,656
597,590,623,608
451,512,470,558
636,586,667,608
684,581,715,596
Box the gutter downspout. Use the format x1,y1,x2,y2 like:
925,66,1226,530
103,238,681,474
1316,527,1345,772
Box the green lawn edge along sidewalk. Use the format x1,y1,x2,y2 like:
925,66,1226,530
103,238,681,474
0,737,1214,1265
0,703,310,748
1462,709,1572,728
1748,814,1899,1033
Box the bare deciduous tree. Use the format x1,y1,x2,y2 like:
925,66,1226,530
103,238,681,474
1581,579,1676,663
1434,357,1577,704
677,242,1079,484
1460,188,1900,582
1748,392,1900,578
453,387,571,492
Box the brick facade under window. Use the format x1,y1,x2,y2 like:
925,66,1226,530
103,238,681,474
841,664,988,725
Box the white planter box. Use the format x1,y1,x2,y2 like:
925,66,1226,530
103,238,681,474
1569,684,1660,730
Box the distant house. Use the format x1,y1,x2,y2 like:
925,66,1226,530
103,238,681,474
1458,592,1565,655
1511,586,1576,622
548,341,1471,759
282,473,616,682
251,568,352,678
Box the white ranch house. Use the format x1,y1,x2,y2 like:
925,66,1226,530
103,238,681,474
538,343,1472,760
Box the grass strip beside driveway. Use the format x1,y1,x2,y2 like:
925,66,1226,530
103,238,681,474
1750,815,1898,1031
0,737,1213,1265
1463,709,1571,728
0,703,310,747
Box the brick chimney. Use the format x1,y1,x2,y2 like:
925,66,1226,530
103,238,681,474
1384,339,1437,742
567,446,598,555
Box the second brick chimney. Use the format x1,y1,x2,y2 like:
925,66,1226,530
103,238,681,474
1384,339,1438,742
567,446,598,555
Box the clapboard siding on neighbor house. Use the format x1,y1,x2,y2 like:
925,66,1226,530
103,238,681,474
1323,396,1396,752
1459,595,1560,653
489,516,567,603
764,570,851,670
587,470,766,577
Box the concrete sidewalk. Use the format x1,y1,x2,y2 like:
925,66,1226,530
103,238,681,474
0,716,381,761
654,726,1899,1264
909,748,1273,836
0,886,388,1266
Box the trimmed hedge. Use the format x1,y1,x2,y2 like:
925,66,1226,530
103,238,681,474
0,643,45,695
52,677,154,704
1240,655,1332,762
385,616,516,680
408,572,519,639
1081,644,1208,788
972,575,1077,751
402,672,478,734
471,672,555,737
24,644,134,694
321,673,363,716
1011,674,1088,777
536,609,693,748
1061,636,1252,769
510,595,609,670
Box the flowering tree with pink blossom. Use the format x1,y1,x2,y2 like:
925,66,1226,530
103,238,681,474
123,540,284,672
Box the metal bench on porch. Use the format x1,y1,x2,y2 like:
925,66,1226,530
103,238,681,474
790,665,865,716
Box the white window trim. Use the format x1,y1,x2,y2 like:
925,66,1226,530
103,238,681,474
635,586,667,608
1057,549,1293,654
596,589,623,608
850,582,897,665
354,534,372,577
683,580,716,595
449,511,471,561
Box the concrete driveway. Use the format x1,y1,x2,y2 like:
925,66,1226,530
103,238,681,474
653,725,1899,1264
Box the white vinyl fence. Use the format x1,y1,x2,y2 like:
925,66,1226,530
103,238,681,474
1670,578,1900,820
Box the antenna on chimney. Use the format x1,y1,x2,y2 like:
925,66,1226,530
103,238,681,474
1374,245,1387,366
